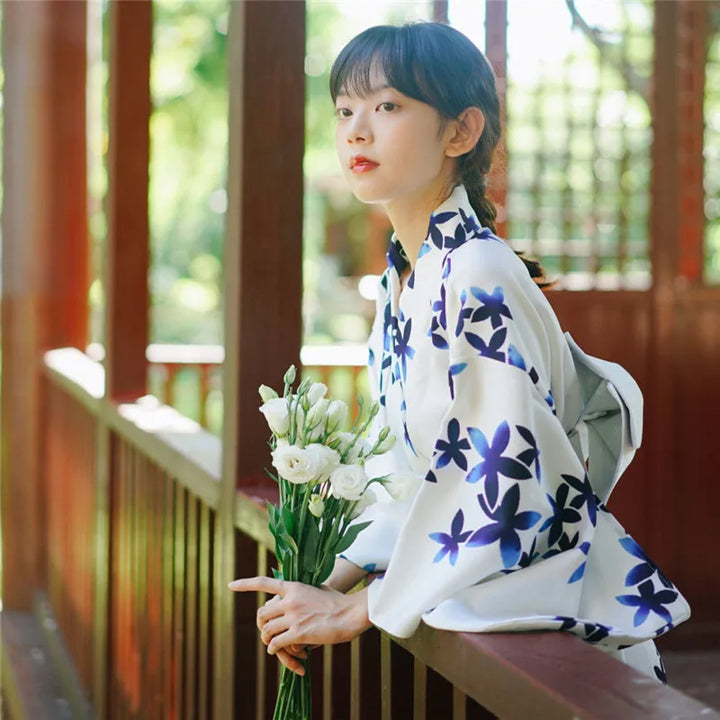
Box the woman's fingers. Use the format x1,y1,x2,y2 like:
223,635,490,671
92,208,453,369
228,576,286,596
275,649,306,676
256,595,284,630
260,616,291,645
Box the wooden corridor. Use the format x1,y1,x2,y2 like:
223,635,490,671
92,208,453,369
1,1,719,718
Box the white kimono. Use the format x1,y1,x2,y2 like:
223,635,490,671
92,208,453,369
343,185,690,681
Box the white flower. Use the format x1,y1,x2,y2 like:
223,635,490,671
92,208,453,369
350,486,376,519
329,463,367,501
335,432,371,463
308,494,325,518
305,443,340,481
271,444,322,485
259,397,290,436
326,400,349,432
384,471,424,501
258,384,279,403
275,437,289,448
307,382,328,406
305,398,330,430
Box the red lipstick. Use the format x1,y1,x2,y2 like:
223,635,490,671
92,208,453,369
350,155,379,173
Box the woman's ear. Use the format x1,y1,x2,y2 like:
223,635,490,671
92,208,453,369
445,107,485,158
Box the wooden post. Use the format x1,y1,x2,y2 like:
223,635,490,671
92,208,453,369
648,0,681,575
104,0,152,402
215,1,305,715
1,0,88,610
95,1,152,715
484,0,508,239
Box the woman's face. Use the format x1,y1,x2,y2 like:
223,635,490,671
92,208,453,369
334,70,456,211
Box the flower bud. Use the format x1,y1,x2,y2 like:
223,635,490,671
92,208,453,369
308,494,325,518
326,400,349,432
307,382,328,406
259,398,290,436
374,431,396,454
258,384,279,403
283,365,297,385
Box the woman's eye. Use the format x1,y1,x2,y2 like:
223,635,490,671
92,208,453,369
378,102,397,112
335,107,352,119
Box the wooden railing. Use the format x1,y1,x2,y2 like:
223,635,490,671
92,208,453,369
40,348,718,719
86,343,369,435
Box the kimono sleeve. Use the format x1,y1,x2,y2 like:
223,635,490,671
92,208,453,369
366,259,595,638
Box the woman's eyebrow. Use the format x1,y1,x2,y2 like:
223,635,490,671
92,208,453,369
337,82,393,99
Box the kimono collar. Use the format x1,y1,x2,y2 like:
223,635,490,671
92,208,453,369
385,184,485,275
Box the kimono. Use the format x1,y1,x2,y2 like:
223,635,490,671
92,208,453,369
342,184,690,681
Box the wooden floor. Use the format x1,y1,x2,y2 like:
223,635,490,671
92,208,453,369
665,651,720,711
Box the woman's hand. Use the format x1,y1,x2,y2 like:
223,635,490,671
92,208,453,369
228,576,371,673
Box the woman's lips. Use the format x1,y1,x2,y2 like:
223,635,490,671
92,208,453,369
350,156,379,174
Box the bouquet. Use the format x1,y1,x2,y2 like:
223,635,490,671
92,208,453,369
258,365,396,720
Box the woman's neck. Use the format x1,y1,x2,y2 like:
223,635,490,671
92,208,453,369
384,179,456,270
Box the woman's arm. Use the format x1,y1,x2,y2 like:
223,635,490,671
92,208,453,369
323,556,369,593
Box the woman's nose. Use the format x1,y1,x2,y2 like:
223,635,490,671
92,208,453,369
347,115,371,144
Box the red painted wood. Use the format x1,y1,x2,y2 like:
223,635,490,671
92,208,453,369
485,0,508,240
105,0,152,401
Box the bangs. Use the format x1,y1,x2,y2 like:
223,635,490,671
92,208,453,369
330,24,450,114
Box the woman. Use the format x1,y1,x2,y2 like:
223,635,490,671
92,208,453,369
229,22,689,681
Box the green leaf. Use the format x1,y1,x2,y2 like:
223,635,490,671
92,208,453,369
280,532,299,555
281,506,296,537
302,518,321,571
272,567,284,580
333,521,372,555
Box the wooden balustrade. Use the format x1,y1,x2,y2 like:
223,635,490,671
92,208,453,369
88,342,370,433
38,347,717,719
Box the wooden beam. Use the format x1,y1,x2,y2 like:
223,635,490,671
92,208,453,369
104,0,152,401
216,1,305,715
1,0,87,610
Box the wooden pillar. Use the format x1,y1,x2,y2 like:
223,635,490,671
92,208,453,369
93,2,152,716
1,0,88,610
484,0,508,239
432,1,449,24
215,1,305,714
648,0,681,576
104,0,152,401
676,1,710,284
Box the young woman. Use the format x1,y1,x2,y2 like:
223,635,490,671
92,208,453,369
230,22,689,682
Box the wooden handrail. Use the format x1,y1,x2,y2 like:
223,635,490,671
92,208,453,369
44,348,222,509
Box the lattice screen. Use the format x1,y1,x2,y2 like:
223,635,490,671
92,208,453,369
505,1,653,290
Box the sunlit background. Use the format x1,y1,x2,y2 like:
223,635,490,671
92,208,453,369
78,0,720,430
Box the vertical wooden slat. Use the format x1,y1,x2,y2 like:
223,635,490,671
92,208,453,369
413,658,427,720
453,687,467,720
197,503,212,719
93,424,111,719
162,472,175,714
323,644,333,720
105,0,151,401
218,2,305,716
255,544,268,720
350,636,361,720
184,495,199,719
381,634,392,720
173,485,188,720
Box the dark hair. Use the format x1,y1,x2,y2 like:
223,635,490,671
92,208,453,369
330,22,548,287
